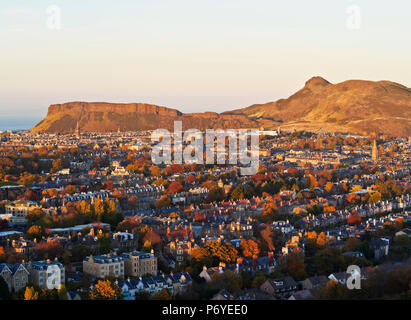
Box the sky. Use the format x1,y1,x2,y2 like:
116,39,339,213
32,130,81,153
1,0,410,128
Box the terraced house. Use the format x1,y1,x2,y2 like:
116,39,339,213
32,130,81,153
118,272,192,299
0,263,29,293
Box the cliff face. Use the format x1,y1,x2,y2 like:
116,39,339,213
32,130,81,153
31,77,411,136
227,77,411,137
46,102,181,117
32,101,259,133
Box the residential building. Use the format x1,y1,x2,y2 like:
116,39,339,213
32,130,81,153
27,259,65,290
121,250,157,277
260,276,298,298
0,263,29,292
83,252,125,279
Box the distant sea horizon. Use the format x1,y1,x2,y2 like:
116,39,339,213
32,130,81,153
0,116,41,131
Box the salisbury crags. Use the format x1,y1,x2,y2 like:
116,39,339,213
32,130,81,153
31,102,259,133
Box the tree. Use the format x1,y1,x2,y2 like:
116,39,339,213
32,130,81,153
231,184,245,200
156,195,171,209
24,286,39,300
97,234,112,254
345,237,360,252
0,276,10,300
166,181,183,195
316,232,328,247
152,288,172,300
316,280,350,299
58,285,68,300
191,247,210,261
150,165,161,177
64,185,77,195
251,272,267,289
185,175,196,183
285,252,307,281
103,180,115,190
34,240,63,260
240,239,260,259
27,225,44,240
143,230,162,249
89,280,122,300
117,218,140,233
206,186,225,203
51,159,63,173
368,191,382,204
394,234,410,246
348,213,362,226
204,241,238,264
71,244,91,262
325,182,334,193
26,208,45,227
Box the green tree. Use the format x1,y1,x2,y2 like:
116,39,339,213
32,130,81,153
0,276,11,300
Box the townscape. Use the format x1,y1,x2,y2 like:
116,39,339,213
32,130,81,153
0,127,410,300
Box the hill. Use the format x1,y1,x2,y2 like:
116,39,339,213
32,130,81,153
31,102,259,133
226,77,411,137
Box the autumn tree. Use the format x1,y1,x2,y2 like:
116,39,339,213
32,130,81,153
64,185,77,195
325,182,334,193
34,240,63,260
117,218,140,233
150,165,161,177
368,191,382,204
240,239,260,259
204,241,238,264
143,230,162,249
316,232,328,247
348,213,362,226
89,280,122,300
27,225,44,240
24,286,39,300
166,181,183,195
103,180,115,190
156,195,171,208
231,184,245,200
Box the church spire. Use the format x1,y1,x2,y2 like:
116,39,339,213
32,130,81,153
75,120,81,138
372,139,378,162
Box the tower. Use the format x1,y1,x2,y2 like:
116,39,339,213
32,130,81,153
372,139,378,162
75,121,81,138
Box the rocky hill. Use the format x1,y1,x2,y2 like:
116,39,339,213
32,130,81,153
227,77,411,137
31,102,259,133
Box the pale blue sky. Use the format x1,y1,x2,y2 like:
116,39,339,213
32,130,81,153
1,0,410,126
